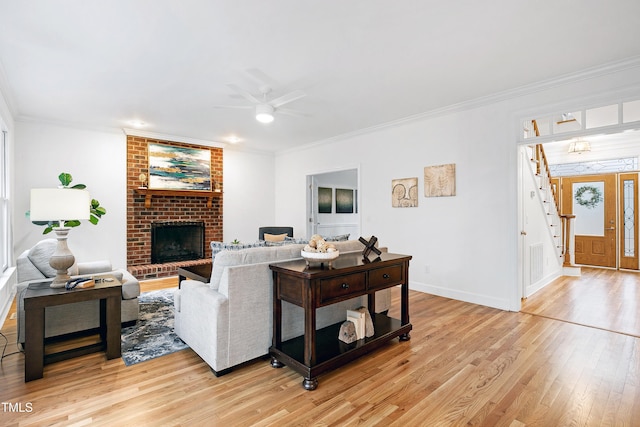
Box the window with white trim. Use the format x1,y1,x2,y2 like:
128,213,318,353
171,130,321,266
0,129,8,272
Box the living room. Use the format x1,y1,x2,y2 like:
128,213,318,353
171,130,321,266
2,2,640,425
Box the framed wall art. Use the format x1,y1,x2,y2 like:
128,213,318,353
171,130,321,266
392,177,418,207
148,143,212,191
336,188,354,213
318,187,332,213
424,163,456,197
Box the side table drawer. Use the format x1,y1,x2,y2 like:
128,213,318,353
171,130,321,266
369,264,404,290
319,272,366,305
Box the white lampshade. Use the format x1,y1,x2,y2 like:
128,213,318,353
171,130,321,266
30,188,91,222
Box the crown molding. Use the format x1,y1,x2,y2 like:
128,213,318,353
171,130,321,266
280,56,640,155
122,128,226,149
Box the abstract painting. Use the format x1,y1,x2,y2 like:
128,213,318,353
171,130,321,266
392,177,418,207
336,188,354,213
148,143,212,191
424,163,456,197
318,187,332,213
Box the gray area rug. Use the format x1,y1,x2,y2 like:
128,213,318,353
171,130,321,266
121,289,188,366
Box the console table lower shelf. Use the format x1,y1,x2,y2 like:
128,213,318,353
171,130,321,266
269,313,411,390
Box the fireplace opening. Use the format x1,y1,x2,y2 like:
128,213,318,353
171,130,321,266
151,221,205,264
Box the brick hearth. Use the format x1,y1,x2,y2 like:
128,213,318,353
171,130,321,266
128,258,212,281
126,135,223,280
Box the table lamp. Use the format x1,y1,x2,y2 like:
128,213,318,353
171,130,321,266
30,188,91,288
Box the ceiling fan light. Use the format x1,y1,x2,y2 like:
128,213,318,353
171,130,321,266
255,104,275,123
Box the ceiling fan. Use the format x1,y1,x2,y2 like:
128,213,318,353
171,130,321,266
214,70,307,123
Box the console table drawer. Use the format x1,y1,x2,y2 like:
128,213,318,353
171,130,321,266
319,272,366,304
369,264,404,290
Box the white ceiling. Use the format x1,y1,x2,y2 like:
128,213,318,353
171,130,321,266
1,1,640,152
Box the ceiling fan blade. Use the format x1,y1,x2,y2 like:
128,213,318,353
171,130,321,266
244,68,279,88
226,84,260,104
270,90,306,108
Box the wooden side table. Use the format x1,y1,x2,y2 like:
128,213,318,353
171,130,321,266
269,252,412,390
23,276,122,381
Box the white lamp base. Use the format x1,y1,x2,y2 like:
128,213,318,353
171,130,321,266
49,227,75,288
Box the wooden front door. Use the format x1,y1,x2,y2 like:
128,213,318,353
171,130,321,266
561,174,617,268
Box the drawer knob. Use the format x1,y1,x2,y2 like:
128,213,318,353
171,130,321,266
383,274,390,279
341,283,349,289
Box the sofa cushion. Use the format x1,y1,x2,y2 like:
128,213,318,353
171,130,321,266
26,239,58,278
264,232,287,242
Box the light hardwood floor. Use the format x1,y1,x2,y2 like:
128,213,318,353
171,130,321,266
1,269,638,426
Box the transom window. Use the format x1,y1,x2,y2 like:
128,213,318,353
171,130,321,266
522,99,640,142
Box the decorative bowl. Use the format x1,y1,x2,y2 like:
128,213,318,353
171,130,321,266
301,250,339,266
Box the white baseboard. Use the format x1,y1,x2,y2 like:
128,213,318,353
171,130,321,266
409,280,512,311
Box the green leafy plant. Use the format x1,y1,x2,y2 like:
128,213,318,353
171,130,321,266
231,239,241,244
31,172,107,234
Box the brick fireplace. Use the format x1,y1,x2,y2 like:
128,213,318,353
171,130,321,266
126,135,223,279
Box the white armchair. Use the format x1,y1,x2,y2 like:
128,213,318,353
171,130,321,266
15,239,140,343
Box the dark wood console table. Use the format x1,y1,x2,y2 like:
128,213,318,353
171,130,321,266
269,252,412,390
23,276,122,381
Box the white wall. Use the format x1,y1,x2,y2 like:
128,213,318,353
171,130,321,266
274,63,640,311
12,124,278,267
222,148,276,243
13,122,128,268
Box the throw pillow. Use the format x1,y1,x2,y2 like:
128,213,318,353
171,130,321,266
264,233,287,242
27,239,58,278
325,233,350,242
210,241,266,261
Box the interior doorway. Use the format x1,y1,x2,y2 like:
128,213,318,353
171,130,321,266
306,168,360,239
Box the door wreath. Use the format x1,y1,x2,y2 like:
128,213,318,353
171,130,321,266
575,185,603,209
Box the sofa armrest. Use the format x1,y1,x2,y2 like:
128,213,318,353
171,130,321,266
76,260,113,275
174,281,230,372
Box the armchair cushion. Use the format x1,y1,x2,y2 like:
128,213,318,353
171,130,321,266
26,239,58,278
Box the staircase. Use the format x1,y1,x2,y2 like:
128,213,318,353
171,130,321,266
529,144,564,258
528,120,579,275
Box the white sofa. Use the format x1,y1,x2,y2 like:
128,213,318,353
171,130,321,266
16,239,140,343
174,240,391,376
